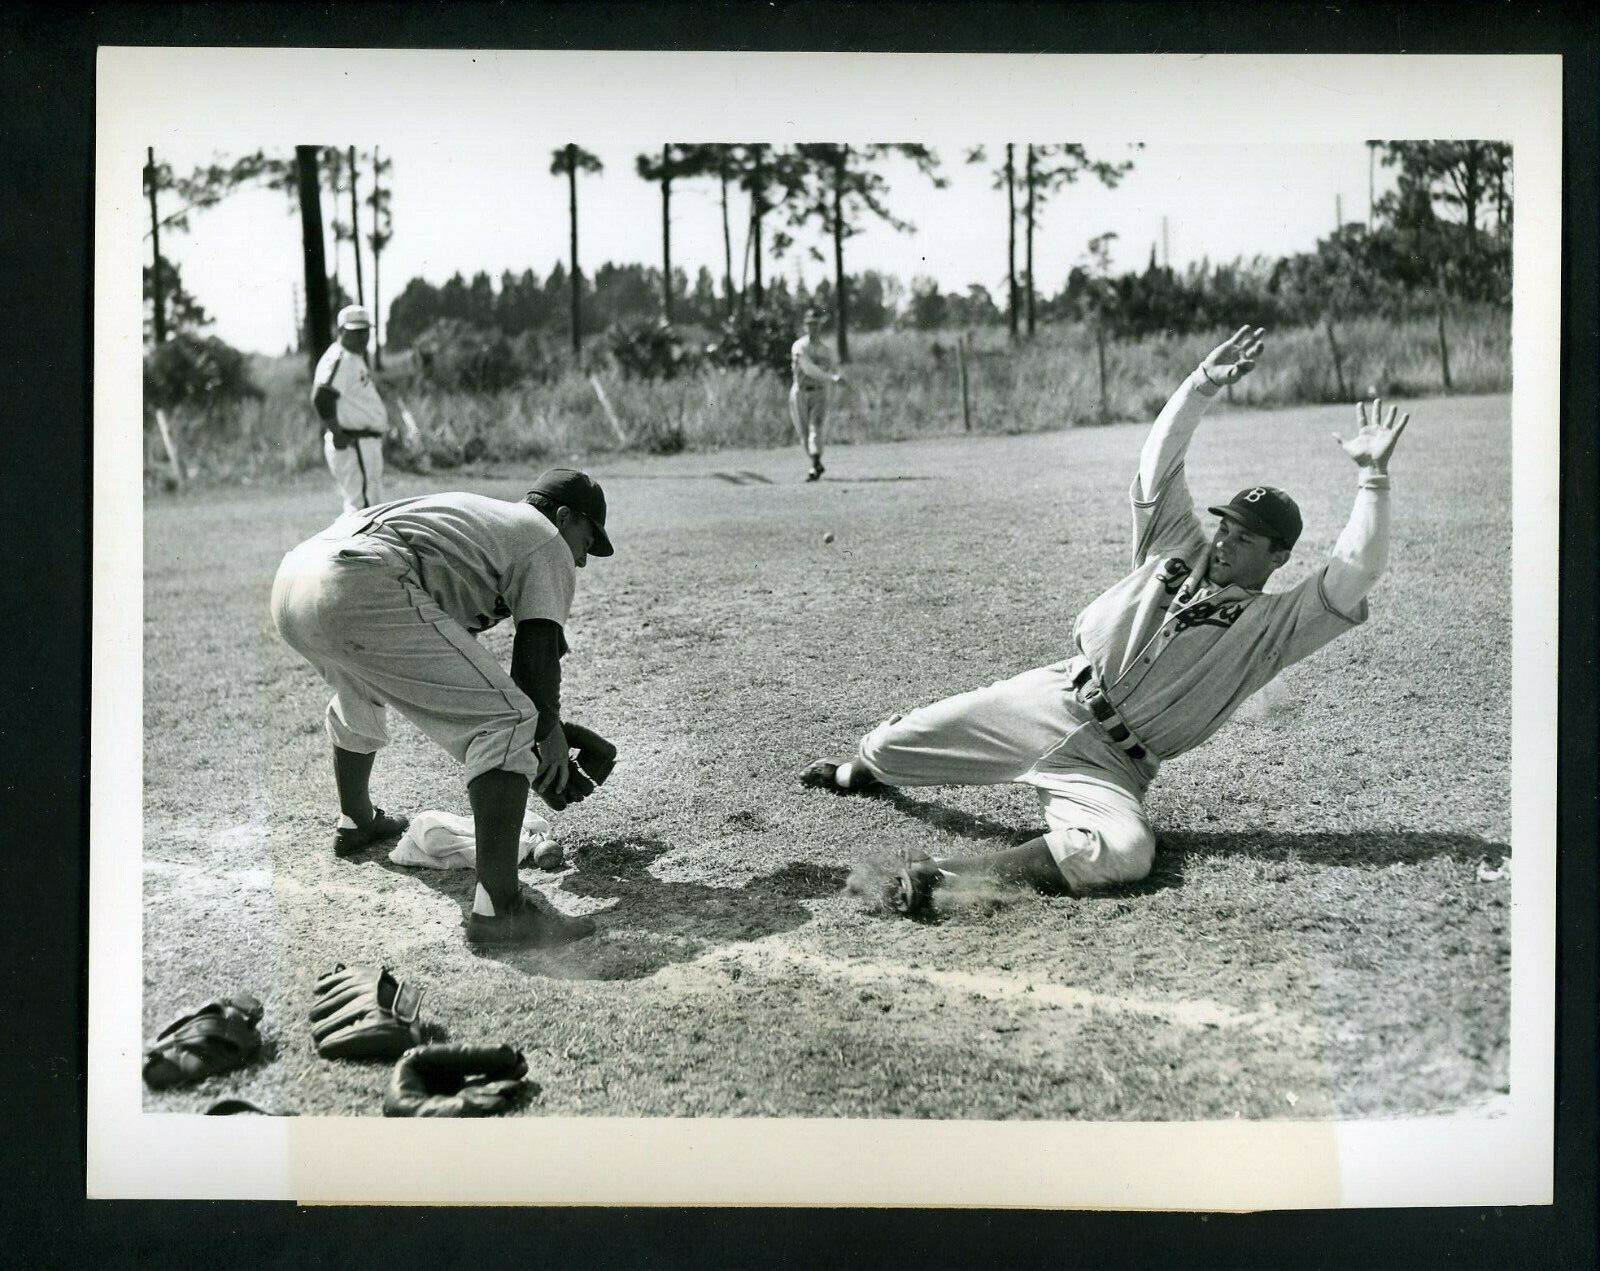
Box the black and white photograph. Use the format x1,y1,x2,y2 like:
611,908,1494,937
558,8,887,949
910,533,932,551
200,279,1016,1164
90,49,1560,1207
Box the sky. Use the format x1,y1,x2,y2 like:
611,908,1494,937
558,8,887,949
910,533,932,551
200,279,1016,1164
151,139,1398,355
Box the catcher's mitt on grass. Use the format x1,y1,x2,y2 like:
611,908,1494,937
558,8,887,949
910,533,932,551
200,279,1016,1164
309,964,424,1061
534,721,616,812
383,1043,533,1117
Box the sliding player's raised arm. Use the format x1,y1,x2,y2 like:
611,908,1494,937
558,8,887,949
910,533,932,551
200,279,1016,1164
1322,398,1410,614
1130,326,1265,564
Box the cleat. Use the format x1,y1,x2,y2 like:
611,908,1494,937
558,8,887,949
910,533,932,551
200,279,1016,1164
885,852,944,916
333,808,409,858
466,887,597,949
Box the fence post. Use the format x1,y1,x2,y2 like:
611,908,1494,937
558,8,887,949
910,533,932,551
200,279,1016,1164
957,333,971,432
1096,323,1109,424
1324,317,1347,400
588,375,629,446
1436,302,1453,392
154,408,185,489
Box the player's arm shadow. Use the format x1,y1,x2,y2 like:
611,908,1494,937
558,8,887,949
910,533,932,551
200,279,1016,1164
873,789,1509,896
373,835,850,982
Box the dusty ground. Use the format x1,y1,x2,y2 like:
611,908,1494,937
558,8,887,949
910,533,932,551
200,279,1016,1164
140,393,1512,1119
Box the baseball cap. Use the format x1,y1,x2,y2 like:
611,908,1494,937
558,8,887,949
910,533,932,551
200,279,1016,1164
804,305,827,320
528,468,614,556
336,304,373,330
1207,485,1303,548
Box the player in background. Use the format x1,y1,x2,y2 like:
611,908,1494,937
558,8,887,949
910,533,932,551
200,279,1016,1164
313,304,391,514
800,326,1411,914
790,305,844,481
271,468,614,948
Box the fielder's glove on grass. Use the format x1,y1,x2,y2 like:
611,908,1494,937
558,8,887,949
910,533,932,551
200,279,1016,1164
309,964,424,1061
383,1043,532,1117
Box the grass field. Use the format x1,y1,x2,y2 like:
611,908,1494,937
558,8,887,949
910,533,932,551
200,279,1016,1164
141,390,1512,1120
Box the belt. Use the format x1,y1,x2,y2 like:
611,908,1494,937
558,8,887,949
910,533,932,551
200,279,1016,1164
1068,659,1149,762
329,427,385,439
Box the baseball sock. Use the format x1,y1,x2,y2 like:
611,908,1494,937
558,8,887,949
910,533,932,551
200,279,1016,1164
934,836,1067,891
469,768,532,917
332,747,376,827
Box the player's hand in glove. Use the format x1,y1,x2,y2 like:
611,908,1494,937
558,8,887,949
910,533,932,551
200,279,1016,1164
383,1043,533,1117
1198,325,1267,388
309,964,424,1061
561,721,617,787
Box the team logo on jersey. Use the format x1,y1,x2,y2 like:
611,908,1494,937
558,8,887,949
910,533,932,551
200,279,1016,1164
1156,556,1193,596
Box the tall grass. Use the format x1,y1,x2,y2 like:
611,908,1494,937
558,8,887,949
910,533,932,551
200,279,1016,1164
144,310,1508,489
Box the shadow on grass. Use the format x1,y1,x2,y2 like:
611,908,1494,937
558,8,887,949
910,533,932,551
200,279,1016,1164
379,835,850,983
869,790,1509,898
821,475,933,484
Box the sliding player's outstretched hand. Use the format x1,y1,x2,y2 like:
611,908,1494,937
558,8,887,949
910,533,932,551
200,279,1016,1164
1332,398,1411,473
1199,325,1268,387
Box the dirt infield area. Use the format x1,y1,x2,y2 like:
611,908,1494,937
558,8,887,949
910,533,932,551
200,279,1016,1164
140,393,1512,1120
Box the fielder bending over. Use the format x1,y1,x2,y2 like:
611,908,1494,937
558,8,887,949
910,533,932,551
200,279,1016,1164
790,305,844,481
271,469,613,948
800,326,1410,914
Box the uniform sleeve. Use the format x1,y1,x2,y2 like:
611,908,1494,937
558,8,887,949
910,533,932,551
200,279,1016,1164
1129,370,1219,565
501,537,576,630
792,340,832,384
311,346,342,400
1320,472,1391,618
1259,564,1368,671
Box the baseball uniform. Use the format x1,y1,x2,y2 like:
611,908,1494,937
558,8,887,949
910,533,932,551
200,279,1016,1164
313,340,390,513
789,334,837,467
270,492,577,783
853,368,1392,891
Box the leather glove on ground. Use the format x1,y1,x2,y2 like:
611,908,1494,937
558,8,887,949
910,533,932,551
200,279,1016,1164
383,1043,532,1117
309,964,424,1061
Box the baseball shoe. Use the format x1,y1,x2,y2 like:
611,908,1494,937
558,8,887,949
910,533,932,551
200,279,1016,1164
799,758,882,794
466,887,597,948
807,457,825,481
884,851,945,916
333,808,409,858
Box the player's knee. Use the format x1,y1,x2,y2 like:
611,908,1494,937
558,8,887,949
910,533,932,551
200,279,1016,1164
1108,822,1157,883
1045,821,1155,889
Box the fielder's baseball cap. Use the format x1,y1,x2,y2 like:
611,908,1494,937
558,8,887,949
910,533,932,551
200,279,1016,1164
336,304,374,330
804,305,828,320
1208,485,1303,549
528,468,614,556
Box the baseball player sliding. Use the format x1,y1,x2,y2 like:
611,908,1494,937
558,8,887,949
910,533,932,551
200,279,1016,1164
801,326,1411,914
790,306,844,481
271,469,616,948
313,304,391,513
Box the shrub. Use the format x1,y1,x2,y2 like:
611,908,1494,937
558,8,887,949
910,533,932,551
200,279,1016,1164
411,319,556,392
143,334,262,411
605,319,699,381
704,305,796,376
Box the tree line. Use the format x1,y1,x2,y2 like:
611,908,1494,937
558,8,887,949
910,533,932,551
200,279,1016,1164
144,139,1510,377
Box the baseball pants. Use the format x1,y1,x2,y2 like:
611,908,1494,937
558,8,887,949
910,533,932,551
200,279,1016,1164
788,384,829,459
854,661,1158,892
324,432,385,514
269,527,541,783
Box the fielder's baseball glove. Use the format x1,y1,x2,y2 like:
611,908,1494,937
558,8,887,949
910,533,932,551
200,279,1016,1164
309,963,424,1061
534,721,616,812
383,1043,532,1118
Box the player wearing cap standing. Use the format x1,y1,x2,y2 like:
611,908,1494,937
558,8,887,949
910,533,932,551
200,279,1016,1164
790,306,844,481
800,326,1411,914
271,468,615,948
313,304,391,513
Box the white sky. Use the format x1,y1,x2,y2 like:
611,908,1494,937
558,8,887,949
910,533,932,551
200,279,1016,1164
152,139,1397,354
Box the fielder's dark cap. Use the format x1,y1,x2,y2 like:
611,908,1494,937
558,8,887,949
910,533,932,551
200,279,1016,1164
528,468,614,556
1208,485,1303,549
804,305,827,320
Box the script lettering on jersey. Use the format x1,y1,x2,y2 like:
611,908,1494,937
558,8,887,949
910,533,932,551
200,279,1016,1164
1172,596,1249,633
